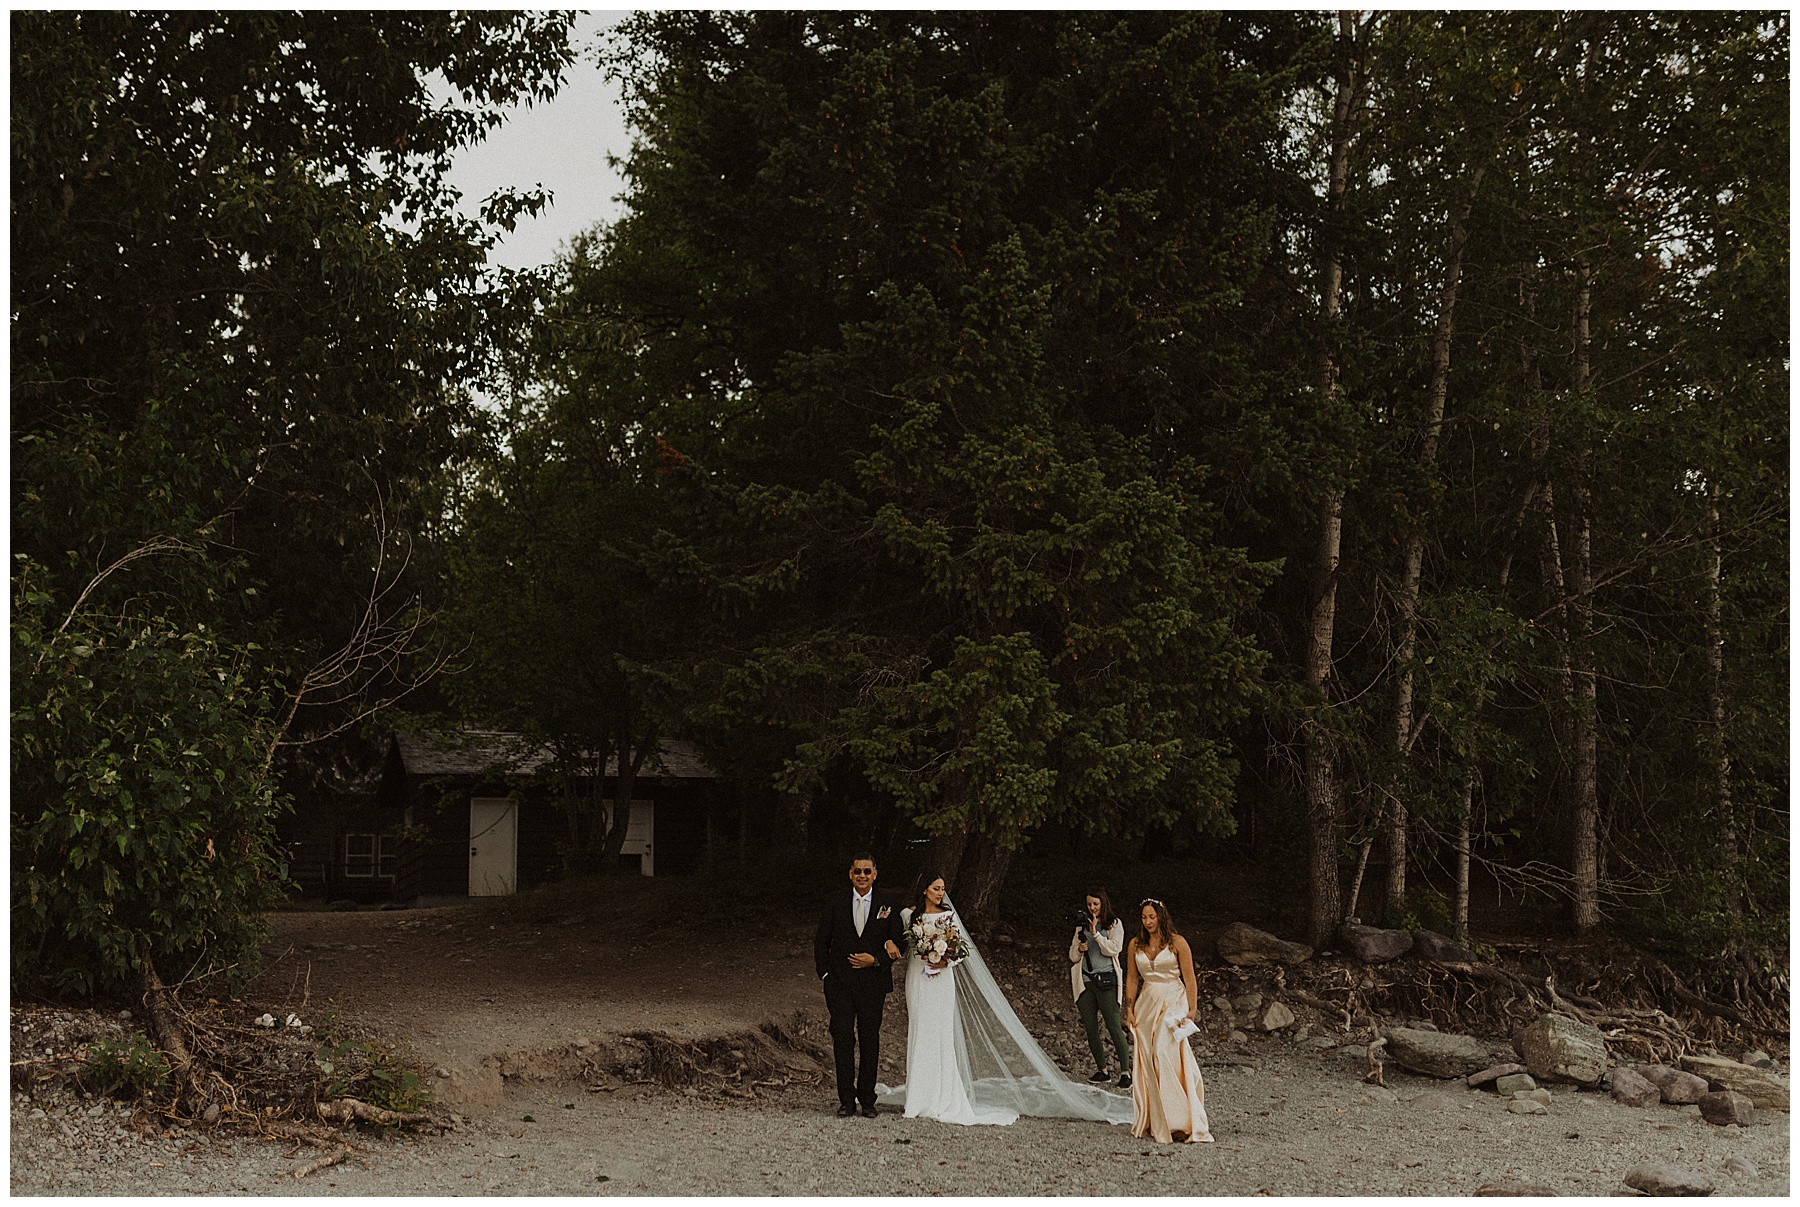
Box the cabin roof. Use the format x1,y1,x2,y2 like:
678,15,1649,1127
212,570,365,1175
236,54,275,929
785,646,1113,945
391,731,716,780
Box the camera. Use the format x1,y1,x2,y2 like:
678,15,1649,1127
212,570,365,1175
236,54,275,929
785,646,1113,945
1065,907,1091,936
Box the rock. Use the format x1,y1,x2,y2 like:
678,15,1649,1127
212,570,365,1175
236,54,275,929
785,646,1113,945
1358,1085,1398,1106
1210,996,1231,1012
1384,1026,1491,1078
1228,992,1264,1013
1410,1091,1460,1112
1410,928,1484,963
1739,1050,1771,1069
1227,1030,1248,1045
1621,1163,1715,1196
1697,1090,1754,1127
1511,1027,1527,1059
1257,1001,1296,1032
1216,922,1314,966
1679,1055,1789,1110
1514,1088,1553,1107
1611,1066,1661,1108
436,1067,452,1078
201,1103,220,1124
1339,922,1414,963
1507,1098,1548,1115
1477,1182,1559,1196
1468,1062,1528,1090
1495,1073,1538,1095
1635,1065,1711,1105
1521,1012,1609,1086
1720,1156,1758,1180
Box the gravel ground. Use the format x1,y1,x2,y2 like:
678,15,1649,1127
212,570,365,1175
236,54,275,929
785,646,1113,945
13,1032,1788,1196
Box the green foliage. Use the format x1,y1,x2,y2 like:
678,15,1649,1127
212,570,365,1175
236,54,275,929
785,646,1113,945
12,559,288,996
10,12,574,995
1386,885,1452,935
81,1032,170,1098
314,1024,434,1116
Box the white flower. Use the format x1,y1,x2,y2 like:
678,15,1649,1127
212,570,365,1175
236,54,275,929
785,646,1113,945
285,1013,304,1028
255,1013,276,1028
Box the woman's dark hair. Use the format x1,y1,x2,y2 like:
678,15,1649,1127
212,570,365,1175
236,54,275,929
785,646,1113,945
911,871,949,920
1131,898,1179,947
1083,889,1117,930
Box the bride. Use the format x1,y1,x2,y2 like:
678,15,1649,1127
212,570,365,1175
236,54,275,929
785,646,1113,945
877,872,1133,1127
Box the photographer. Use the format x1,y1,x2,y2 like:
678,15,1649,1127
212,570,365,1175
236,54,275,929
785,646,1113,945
1067,889,1131,1087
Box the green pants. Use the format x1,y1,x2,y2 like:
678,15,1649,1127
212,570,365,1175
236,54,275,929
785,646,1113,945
1077,981,1132,1073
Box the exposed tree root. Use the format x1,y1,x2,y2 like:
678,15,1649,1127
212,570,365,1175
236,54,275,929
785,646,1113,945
316,1098,451,1128
287,1148,348,1180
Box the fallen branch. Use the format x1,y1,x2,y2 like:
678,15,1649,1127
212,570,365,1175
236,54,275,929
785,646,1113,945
288,1148,347,1180
317,1098,451,1129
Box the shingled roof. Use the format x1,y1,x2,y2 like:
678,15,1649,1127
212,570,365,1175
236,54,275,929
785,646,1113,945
390,731,716,780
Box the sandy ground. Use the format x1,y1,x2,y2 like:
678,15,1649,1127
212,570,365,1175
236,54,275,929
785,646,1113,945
10,885,1791,1196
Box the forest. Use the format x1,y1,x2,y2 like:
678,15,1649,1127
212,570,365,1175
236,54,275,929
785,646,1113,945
11,12,1787,1018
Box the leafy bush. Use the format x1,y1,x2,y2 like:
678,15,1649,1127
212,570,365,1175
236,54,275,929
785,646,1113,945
12,559,289,996
81,1031,169,1097
314,1026,434,1116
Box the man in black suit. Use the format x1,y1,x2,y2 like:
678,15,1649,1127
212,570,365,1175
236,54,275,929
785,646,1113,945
814,852,905,1117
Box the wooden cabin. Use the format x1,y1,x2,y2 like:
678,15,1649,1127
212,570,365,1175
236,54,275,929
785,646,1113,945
377,730,718,905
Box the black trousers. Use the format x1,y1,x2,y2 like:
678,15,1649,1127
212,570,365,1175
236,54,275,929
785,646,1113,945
823,972,887,1107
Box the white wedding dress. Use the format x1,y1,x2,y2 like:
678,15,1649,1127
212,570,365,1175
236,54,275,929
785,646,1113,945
876,902,1133,1128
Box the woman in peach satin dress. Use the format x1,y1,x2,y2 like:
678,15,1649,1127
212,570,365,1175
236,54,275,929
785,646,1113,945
1123,899,1213,1144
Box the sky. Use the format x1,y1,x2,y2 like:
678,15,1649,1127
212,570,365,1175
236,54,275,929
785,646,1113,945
443,12,633,271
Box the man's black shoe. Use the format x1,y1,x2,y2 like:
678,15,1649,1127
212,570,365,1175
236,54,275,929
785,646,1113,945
836,1103,857,1117
859,1104,879,1118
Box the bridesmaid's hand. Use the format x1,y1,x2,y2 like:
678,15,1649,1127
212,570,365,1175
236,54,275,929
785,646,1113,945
1124,1005,1136,1029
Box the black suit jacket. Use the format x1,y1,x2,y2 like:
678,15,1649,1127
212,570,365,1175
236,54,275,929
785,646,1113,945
814,889,907,993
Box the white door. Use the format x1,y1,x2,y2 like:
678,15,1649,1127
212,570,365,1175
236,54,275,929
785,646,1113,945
600,799,655,877
468,798,517,896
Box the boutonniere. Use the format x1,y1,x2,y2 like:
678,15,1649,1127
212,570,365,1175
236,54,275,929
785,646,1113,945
876,905,891,919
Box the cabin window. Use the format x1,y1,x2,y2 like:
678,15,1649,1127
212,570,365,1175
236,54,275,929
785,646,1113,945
344,834,396,878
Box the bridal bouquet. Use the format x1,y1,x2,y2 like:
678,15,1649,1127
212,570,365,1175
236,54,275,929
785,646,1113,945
906,914,970,977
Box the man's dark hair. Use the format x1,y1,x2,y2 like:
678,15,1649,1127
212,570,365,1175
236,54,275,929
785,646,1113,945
849,851,877,867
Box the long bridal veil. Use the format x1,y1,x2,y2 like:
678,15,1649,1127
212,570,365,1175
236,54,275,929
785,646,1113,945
877,898,1134,1125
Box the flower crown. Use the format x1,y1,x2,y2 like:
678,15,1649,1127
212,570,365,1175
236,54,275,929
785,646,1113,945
1141,898,1166,908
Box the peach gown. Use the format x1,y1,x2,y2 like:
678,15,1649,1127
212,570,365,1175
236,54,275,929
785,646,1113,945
1128,946,1214,1143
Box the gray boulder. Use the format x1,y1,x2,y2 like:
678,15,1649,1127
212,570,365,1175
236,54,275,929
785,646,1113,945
1610,1066,1661,1108
1216,922,1314,966
1256,1000,1296,1032
1621,1163,1715,1196
1521,1012,1609,1087
1697,1089,1754,1127
1410,928,1482,963
1384,1026,1491,1078
1467,1062,1527,1090
1635,1065,1710,1106
1340,923,1414,963
1494,1072,1537,1095
1679,1054,1789,1110
1507,1098,1548,1115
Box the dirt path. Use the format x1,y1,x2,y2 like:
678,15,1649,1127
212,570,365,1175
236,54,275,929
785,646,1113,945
10,885,1791,1196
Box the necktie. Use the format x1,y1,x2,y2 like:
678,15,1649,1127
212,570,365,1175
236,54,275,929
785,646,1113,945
854,893,868,936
